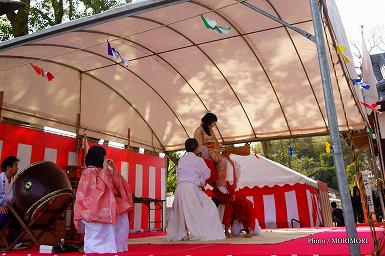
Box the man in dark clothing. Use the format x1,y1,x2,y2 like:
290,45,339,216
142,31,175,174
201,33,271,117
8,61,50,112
331,201,344,227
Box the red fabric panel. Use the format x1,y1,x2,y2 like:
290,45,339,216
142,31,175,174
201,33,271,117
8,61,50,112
128,160,136,230
128,150,166,170
141,165,149,230
295,186,311,227
30,145,45,164
56,148,68,167
251,189,265,229
1,141,18,162
203,158,216,187
274,191,288,228
155,167,162,229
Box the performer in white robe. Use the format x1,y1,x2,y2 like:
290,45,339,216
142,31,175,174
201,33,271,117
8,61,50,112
166,138,226,241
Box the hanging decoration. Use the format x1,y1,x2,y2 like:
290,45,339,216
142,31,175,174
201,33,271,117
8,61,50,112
200,15,231,34
358,101,379,113
289,145,294,157
352,78,370,90
30,64,54,81
367,127,373,140
325,141,333,154
336,44,350,64
107,40,129,66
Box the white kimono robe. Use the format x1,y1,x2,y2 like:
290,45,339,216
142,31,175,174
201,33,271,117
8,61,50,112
166,152,225,241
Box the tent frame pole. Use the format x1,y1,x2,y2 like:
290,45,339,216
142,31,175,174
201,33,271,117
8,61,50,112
237,0,316,43
309,0,360,255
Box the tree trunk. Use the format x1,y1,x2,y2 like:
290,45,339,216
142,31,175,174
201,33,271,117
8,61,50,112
261,141,270,159
51,0,64,24
68,0,73,20
6,0,30,37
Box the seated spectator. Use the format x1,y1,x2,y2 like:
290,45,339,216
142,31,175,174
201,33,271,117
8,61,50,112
331,202,344,227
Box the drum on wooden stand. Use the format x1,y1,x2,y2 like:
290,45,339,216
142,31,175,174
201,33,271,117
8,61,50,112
12,161,74,224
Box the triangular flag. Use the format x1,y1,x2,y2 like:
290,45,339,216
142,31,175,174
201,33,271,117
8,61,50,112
107,40,129,66
359,101,379,112
30,64,54,81
200,15,231,35
336,45,346,54
201,14,215,29
341,54,350,64
46,72,54,81
336,44,350,64
352,79,370,90
359,83,370,90
31,63,42,75
325,141,333,154
107,40,114,57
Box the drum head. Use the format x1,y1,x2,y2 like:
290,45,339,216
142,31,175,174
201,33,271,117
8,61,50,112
13,161,73,219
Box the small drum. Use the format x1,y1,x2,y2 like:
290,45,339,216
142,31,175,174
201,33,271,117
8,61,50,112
12,161,74,222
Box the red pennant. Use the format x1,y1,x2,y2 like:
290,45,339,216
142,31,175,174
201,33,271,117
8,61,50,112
46,72,54,81
30,63,42,75
30,63,54,81
359,101,379,112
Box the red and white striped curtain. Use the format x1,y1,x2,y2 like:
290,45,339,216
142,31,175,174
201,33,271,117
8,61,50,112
317,181,333,227
0,122,167,231
238,183,322,229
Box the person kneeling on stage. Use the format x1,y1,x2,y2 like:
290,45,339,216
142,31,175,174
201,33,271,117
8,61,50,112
74,146,133,254
166,138,226,241
212,158,261,238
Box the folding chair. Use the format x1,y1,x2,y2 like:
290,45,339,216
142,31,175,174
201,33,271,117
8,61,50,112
1,191,74,251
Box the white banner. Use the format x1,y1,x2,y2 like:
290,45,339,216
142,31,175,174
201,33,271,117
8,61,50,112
362,170,375,212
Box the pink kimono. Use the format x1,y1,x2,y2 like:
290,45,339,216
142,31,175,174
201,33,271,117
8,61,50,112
74,166,134,231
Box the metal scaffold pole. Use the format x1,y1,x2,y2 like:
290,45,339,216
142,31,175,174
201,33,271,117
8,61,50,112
309,0,361,255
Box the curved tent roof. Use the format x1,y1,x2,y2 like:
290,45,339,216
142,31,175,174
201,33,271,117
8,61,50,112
230,154,318,188
0,0,365,152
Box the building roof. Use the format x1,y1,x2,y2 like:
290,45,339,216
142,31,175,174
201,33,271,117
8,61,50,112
370,52,385,81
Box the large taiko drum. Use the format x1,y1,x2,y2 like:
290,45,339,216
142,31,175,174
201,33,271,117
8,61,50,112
13,161,74,222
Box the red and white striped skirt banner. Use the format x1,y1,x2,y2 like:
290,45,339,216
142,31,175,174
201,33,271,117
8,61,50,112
317,181,333,227
237,184,322,229
0,122,166,232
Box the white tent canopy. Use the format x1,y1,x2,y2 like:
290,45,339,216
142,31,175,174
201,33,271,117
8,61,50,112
230,154,317,188
0,0,365,152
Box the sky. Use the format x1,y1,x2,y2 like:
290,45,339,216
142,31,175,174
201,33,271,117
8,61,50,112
335,0,385,54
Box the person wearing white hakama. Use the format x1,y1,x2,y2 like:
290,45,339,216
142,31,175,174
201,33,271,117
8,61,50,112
166,138,225,241
74,146,133,254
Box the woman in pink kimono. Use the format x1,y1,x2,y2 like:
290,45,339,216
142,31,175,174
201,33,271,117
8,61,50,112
74,146,133,254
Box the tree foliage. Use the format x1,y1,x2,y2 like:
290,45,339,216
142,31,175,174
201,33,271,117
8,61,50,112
253,136,369,190
166,151,183,194
0,0,132,41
